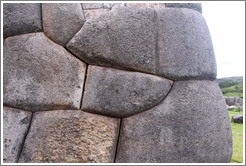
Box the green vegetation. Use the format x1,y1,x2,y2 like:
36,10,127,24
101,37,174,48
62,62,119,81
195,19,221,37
221,84,243,98
217,77,244,163
216,76,243,98
228,110,243,163
217,76,243,85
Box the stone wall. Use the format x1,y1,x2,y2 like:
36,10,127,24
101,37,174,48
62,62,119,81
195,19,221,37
81,3,202,20
3,3,232,163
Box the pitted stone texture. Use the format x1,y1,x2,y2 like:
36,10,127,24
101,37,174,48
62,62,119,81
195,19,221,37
3,32,86,112
165,3,202,13
3,3,42,38
156,8,216,80
103,3,126,9
126,3,165,9
18,110,119,163
42,3,85,46
3,106,32,163
116,81,232,163
82,66,173,118
67,7,156,74
82,3,103,9
83,9,110,20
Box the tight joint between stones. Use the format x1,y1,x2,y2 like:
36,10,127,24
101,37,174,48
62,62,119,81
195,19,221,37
80,64,89,109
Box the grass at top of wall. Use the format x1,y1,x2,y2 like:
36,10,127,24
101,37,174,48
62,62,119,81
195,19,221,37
228,110,243,163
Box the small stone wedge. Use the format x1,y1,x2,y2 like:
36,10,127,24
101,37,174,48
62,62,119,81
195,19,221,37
3,106,32,163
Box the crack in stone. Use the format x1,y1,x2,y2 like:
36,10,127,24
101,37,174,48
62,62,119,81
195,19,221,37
17,112,33,163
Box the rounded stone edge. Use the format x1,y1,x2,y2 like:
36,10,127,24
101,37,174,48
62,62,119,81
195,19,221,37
3,32,87,112
81,65,173,118
165,3,202,13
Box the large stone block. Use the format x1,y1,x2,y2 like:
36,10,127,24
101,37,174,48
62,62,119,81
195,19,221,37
231,114,243,124
156,8,216,80
3,32,86,112
116,80,232,163
42,3,85,46
234,96,243,106
3,3,42,38
225,97,235,106
3,106,32,163
67,7,216,81
82,65,173,117
67,7,156,74
18,110,120,163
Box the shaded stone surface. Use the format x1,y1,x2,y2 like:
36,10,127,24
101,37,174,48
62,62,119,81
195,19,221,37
3,32,86,112
156,8,216,80
42,3,85,46
225,97,235,106
116,80,232,163
3,106,32,163
231,114,243,124
3,3,42,38
82,65,173,118
67,7,156,74
165,3,202,13
18,110,120,163
234,96,243,106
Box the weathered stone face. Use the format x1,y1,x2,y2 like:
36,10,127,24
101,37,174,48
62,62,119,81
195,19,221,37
225,97,235,106
116,80,232,163
3,106,32,163
42,3,85,46
82,65,173,117
67,7,156,74
2,3,232,164
83,8,110,20
18,110,120,163
67,7,216,81
165,3,202,13
126,3,165,9
3,32,86,111
156,8,216,80
3,3,42,38
234,96,243,106
103,3,126,9
231,114,243,124
82,3,103,9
